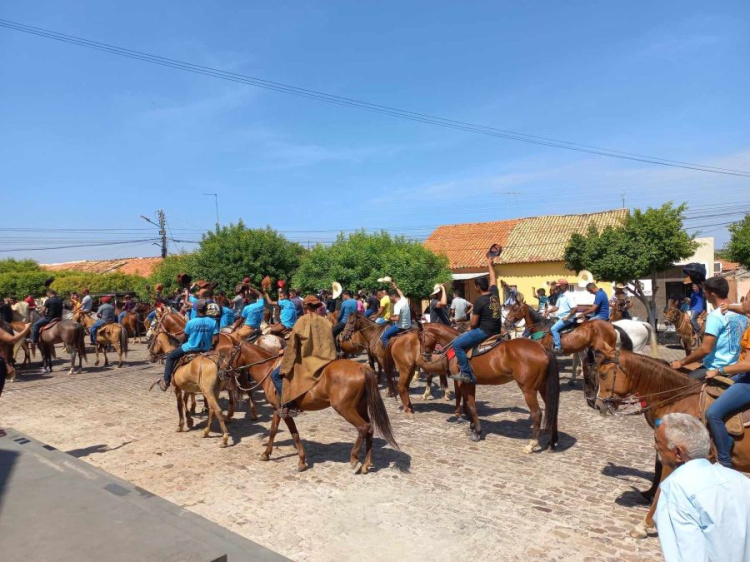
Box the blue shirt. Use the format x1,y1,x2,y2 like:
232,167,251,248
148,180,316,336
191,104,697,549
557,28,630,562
656,458,750,562
220,306,235,329
185,295,199,320
278,299,297,328
590,289,610,320
241,301,265,329
337,298,358,324
703,309,749,370
181,316,216,353
690,291,705,313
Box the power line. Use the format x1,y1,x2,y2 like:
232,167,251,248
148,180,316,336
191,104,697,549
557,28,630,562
3,18,750,179
0,239,159,252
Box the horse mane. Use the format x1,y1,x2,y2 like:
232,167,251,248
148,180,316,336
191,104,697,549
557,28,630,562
525,304,545,324
619,350,695,396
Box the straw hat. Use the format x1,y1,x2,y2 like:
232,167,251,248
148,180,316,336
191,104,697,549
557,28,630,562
377,276,392,283
430,283,443,296
332,282,343,299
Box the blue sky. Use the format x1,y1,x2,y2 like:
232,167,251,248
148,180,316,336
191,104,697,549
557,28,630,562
1,1,749,263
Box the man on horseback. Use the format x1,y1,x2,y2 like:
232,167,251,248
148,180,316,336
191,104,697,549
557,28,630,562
31,289,63,344
117,294,135,324
90,296,115,345
448,255,501,384
333,290,358,355
689,283,706,336
373,288,393,325
428,284,451,326
80,288,93,314
545,279,576,354
264,289,298,335
580,282,610,321
270,294,337,417
669,277,748,381
156,299,215,391
380,281,411,347
610,283,632,320
234,288,264,339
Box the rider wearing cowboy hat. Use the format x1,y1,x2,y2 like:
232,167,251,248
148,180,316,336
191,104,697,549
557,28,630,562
546,279,577,353
428,283,450,326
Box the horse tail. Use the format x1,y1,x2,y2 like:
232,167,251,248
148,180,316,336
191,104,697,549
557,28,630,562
643,321,658,358
120,325,129,356
77,325,88,362
613,325,634,352
364,367,399,450
542,349,560,440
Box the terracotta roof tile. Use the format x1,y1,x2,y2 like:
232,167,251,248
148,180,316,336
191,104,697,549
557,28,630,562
42,257,163,277
424,219,521,269
717,258,740,273
424,209,628,268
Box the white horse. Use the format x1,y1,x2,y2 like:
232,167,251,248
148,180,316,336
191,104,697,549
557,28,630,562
612,319,659,357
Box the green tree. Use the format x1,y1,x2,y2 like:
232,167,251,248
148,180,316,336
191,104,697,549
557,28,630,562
293,231,452,297
726,214,750,268
0,258,41,274
149,253,198,295
564,203,697,328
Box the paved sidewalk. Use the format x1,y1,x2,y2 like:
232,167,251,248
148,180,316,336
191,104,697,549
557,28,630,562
0,428,287,562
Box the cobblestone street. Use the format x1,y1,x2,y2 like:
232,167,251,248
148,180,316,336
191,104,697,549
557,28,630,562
1,342,684,561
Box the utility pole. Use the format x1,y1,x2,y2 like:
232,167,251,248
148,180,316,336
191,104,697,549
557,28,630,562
202,193,219,229
141,210,168,258
621,192,627,209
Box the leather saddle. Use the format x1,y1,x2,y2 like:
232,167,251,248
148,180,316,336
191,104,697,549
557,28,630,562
467,334,508,358
40,318,61,334
701,378,750,437
384,328,415,349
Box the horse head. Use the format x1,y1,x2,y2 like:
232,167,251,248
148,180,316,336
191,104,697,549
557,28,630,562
591,339,630,414
341,312,360,341
504,302,526,331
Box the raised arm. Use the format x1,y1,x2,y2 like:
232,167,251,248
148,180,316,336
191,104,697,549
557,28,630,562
488,258,498,288
390,281,405,300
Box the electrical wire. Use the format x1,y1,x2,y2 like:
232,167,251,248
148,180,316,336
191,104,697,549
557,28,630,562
3,18,750,178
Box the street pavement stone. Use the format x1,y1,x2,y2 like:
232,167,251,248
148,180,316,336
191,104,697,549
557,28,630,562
0,341,687,561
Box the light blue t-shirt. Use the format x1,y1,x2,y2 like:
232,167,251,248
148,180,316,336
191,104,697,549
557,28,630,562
278,299,297,328
656,458,750,562
703,309,748,369
185,295,199,320
181,316,216,353
241,301,265,329
337,298,359,324
220,306,235,329
555,292,575,318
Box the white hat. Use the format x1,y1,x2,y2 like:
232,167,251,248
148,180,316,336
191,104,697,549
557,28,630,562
377,276,392,283
430,283,443,296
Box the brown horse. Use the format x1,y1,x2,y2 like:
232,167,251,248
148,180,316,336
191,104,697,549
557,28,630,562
341,312,400,397
34,319,87,374
1,321,32,382
228,341,399,473
591,345,750,538
74,312,128,368
120,309,145,344
664,301,705,355
420,323,560,449
9,321,33,373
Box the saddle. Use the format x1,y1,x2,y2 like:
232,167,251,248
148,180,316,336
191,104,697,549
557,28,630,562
40,318,61,334
700,377,750,437
467,334,508,358
384,328,415,349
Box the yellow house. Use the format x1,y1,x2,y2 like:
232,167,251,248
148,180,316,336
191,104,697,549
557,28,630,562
424,209,629,304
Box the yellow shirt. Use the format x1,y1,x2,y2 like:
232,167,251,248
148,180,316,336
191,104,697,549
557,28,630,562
379,295,393,319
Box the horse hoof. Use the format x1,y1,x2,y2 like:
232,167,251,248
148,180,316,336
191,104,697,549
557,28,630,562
220,441,228,448
444,393,452,401
297,464,307,472
567,379,577,387
177,427,184,433
469,432,481,443
202,432,209,438
259,453,270,462
360,465,370,475
94,361,100,367
629,524,652,539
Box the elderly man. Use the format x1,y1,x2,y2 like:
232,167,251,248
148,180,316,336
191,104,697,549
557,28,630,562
654,413,750,562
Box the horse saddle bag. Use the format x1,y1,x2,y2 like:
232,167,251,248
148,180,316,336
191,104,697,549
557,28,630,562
701,378,750,437
40,318,61,334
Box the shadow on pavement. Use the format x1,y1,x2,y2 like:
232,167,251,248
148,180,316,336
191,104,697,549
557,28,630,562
601,461,653,482
614,486,653,508
0,446,20,514
66,441,133,458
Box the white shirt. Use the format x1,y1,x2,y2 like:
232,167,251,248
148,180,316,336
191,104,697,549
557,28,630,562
393,298,411,329
656,458,750,562
555,292,575,318
81,294,93,312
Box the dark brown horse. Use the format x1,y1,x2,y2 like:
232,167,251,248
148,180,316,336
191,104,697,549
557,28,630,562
591,345,750,538
664,300,705,355
35,319,87,374
420,323,560,449
227,341,399,473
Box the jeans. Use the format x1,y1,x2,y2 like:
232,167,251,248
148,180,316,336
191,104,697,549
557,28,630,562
381,324,400,345
364,309,375,318
690,310,702,334
164,347,186,386
551,318,575,348
453,328,489,379
147,310,157,324
31,317,51,343
706,373,750,467
117,311,127,324
375,317,386,325
621,310,631,320
332,322,346,352
271,367,283,405
90,319,107,344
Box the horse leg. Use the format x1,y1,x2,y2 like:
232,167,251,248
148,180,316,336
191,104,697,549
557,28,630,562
175,386,185,432
631,488,661,539
69,349,76,375
570,353,580,383
421,373,433,400
461,384,482,441
521,389,542,454
189,393,197,416
225,388,235,423
184,393,194,429
208,385,229,447
247,390,258,420
440,372,451,401
642,457,662,502
454,381,462,418
260,413,282,461
396,361,415,415
336,396,372,474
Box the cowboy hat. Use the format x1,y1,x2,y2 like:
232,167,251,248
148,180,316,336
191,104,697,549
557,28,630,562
377,276,392,283
261,276,272,291
486,244,503,259
614,282,627,290
430,283,443,296
557,278,570,286
332,282,343,299
302,294,321,307
577,270,594,288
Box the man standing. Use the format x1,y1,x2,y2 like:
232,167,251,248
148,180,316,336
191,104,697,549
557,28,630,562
156,300,216,391
270,295,337,417
689,283,706,336
90,296,116,345
31,290,63,344
380,282,411,347
450,291,472,323
332,290,358,354
428,284,451,326
448,258,501,384
580,282,610,321
670,277,748,380
546,279,576,354
654,413,750,562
